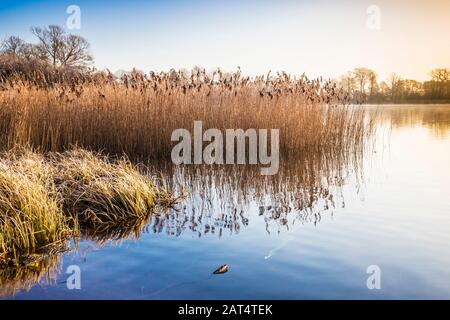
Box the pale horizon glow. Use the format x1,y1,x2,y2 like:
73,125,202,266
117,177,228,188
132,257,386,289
0,0,449,82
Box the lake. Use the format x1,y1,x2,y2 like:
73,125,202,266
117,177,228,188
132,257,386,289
2,104,450,299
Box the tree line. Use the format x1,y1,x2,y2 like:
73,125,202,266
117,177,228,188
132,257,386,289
1,25,449,102
338,67,450,103
1,25,92,67
0,25,94,84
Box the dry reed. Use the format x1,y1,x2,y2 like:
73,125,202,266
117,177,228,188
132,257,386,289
0,68,373,160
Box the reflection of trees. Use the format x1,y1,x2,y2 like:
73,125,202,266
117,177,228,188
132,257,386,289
382,106,450,138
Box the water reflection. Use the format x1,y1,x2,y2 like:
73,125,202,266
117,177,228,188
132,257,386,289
0,254,62,297
0,216,157,298
1,136,368,297
145,148,364,237
375,105,450,138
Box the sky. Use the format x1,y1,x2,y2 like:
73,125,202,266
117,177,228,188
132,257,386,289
0,0,449,81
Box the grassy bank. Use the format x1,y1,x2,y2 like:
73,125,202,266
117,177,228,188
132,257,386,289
0,148,173,266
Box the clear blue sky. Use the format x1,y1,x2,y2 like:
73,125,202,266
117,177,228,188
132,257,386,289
1,0,449,81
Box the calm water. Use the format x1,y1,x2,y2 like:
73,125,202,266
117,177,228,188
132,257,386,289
3,105,450,299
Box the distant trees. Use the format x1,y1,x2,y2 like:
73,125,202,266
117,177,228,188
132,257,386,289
1,25,92,69
338,67,450,103
0,36,26,57
352,67,377,97
431,68,450,82
338,67,378,101
0,25,93,84
387,73,402,101
368,70,377,97
1,35,48,62
339,72,356,97
30,25,92,68
425,68,450,99
401,80,423,99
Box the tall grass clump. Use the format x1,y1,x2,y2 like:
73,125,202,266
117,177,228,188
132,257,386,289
0,148,175,266
50,149,173,232
0,149,71,265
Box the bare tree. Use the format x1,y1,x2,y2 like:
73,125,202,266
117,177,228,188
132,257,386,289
402,79,424,98
368,70,377,97
59,34,93,67
430,68,450,82
339,72,356,96
31,25,93,67
31,25,65,66
23,43,48,61
379,81,390,98
428,68,450,98
0,36,26,57
352,67,375,96
388,73,402,101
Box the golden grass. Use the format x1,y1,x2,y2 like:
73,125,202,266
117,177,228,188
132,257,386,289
0,148,174,266
0,69,373,160
51,148,173,232
0,149,71,265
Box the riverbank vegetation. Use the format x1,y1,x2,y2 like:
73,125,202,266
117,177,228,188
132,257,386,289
0,148,173,267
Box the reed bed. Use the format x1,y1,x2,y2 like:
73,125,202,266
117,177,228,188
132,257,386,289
0,69,373,159
0,148,174,266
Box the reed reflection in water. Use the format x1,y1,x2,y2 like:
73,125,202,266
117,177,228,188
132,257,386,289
0,127,369,297
145,144,366,238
